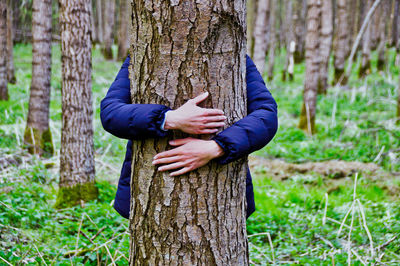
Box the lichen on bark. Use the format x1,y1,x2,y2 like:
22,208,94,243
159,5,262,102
23,127,54,157
54,182,98,209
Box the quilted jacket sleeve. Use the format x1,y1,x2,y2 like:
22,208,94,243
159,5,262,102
212,55,278,164
100,57,171,140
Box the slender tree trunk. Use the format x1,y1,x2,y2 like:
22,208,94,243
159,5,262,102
253,0,270,74
318,0,333,94
359,0,373,78
393,0,399,49
102,0,115,60
95,0,103,44
247,0,257,57
24,0,53,156
377,1,388,71
0,0,8,101
348,0,357,45
299,0,321,134
293,0,307,63
117,0,129,61
6,0,15,84
398,72,400,123
334,0,350,84
56,0,98,208
129,1,248,264
370,2,381,50
282,0,294,81
267,0,276,81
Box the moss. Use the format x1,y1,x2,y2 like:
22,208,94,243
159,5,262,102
298,103,316,135
23,127,54,157
54,182,99,209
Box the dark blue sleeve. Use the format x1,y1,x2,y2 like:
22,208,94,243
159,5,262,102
100,57,171,140
212,55,278,164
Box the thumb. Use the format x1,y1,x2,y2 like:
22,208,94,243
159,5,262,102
169,138,194,146
191,92,209,105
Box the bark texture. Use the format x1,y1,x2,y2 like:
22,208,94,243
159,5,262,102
359,0,373,78
117,0,130,61
6,0,15,84
57,0,97,208
24,0,54,156
267,0,276,81
253,0,270,74
299,0,321,134
334,0,350,84
102,0,115,60
0,0,8,101
318,0,333,93
129,1,248,265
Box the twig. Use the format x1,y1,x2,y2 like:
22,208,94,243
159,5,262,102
33,244,48,266
356,199,375,258
376,234,399,251
267,232,275,264
91,226,106,241
75,214,84,256
0,255,12,266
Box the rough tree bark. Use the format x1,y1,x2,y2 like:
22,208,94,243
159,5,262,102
102,0,115,60
359,0,373,78
6,0,15,84
334,0,350,84
24,0,53,156
56,0,98,208
0,0,8,101
299,0,321,134
267,0,276,81
253,0,270,74
318,0,333,94
282,0,295,81
247,0,257,57
129,1,248,264
117,0,130,61
293,0,307,63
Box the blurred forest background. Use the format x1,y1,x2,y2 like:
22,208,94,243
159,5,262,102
0,0,400,264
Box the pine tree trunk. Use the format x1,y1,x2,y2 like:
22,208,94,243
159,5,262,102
318,0,333,94
282,0,294,82
117,0,129,61
6,0,15,84
267,0,276,81
299,0,321,134
102,0,115,60
24,0,53,156
129,1,248,264
247,0,257,57
253,0,270,74
56,0,98,208
0,0,8,101
359,0,373,78
334,0,350,84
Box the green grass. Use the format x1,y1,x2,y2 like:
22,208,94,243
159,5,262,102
0,44,399,264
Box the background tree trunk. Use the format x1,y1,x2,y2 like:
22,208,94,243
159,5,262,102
334,0,350,84
0,0,8,101
6,0,15,84
253,0,270,74
56,0,98,208
24,0,53,156
293,0,307,63
393,0,400,49
95,0,103,44
299,0,321,134
102,0,115,60
318,0,333,94
359,0,373,78
129,1,248,264
282,0,295,81
376,1,388,71
267,0,276,81
117,0,129,61
247,0,257,57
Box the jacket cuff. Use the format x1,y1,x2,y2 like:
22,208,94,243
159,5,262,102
152,106,172,137
211,135,235,165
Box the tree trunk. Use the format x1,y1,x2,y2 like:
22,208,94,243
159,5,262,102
0,0,8,101
24,0,53,156
117,0,130,61
56,0,98,208
398,72,400,123
299,0,321,134
376,1,388,71
247,0,257,57
267,0,276,81
370,1,381,50
359,0,373,78
318,0,333,94
102,0,115,60
6,0,15,84
282,0,295,82
95,0,103,44
334,0,350,84
129,1,248,264
293,0,307,63
393,0,399,49
253,0,270,74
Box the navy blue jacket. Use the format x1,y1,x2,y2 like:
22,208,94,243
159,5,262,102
100,56,278,219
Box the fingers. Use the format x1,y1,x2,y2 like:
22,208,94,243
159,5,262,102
152,156,181,165
204,108,224,116
169,138,194,146
203,122,225,129
158,162,187,172
192,92,209,105
170,167,192,177
205,115,226,122
197,129,219,134
153,149,179,160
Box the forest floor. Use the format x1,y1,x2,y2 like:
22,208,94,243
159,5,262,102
0,44,399,265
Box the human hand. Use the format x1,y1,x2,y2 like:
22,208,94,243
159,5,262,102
152,138,225,176
164,92,226,134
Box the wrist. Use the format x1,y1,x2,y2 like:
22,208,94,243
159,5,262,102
164,110,177,130
210,140,225,159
